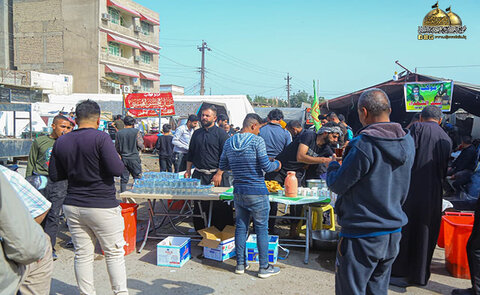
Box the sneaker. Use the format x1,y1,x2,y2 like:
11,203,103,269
52,251,58,261
258,264,280,278
235,264,250,274
65,240,74,248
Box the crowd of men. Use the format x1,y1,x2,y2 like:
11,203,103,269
1,89,480,294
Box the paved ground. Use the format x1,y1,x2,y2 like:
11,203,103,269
48,155,470,294
50,204,470,295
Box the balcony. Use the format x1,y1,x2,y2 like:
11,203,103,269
101,19,158,47
135,31,159,46
100,52,159,73
102,21,135,38
100,52,135,68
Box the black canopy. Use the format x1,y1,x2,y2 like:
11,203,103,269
320,73,480,131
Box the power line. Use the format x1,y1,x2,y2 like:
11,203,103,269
159,54,197,68
209,45,285,75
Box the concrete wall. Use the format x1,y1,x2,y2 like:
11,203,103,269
0,0,9,69
12,0,158,94
62,0,99,93
13,0,65,72
30,70,73,94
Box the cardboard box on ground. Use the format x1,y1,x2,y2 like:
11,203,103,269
157,237,191,267
198,226,236,261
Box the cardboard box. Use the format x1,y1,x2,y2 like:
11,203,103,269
198,225,236,261
156,236,191,267
246,234,279,264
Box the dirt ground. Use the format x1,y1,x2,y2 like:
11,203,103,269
49,154,470,294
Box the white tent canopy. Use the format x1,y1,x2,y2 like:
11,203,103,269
173,95,254,127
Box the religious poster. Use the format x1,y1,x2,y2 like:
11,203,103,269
404,81,453,112
124,92,176,118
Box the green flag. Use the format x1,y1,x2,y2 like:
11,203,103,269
311,80,321,131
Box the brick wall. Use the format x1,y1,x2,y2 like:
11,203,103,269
13,0,65,72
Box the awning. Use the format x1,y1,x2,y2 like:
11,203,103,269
140,72,160,81
107,0,141,17
140,13,160,25
107,33,141,49
139,43,159,54
105,64,139,78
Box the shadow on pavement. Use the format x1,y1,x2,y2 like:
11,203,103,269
50,278,78,295
128,278,215,295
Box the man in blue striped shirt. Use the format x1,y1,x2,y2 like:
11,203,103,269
219,113,282,278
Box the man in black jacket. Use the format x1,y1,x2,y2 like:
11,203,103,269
115,116,144,192
449,135,478,192
155,124,174,172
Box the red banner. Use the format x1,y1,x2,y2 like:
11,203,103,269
124,93,175,118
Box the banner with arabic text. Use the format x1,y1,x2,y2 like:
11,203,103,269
404,81,453,112
124,93,175,118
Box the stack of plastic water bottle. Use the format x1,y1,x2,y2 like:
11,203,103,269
131,172,214,195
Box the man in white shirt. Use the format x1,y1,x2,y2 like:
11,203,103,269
172,114,199,172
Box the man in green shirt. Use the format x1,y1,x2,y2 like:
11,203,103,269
26,114,73,260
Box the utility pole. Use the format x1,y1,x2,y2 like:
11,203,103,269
285,73,292,107
197,40,211,95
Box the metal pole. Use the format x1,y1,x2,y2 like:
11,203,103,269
13,111,16,138
158,108,161,131
29,104,32,139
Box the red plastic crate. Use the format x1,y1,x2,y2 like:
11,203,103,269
443,213,474,279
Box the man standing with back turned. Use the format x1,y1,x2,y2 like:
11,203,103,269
327,89,415,295
116,116,144,193
220,113,282,278
49,100,128,294
391,105,452,287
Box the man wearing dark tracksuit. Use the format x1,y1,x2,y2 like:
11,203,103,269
115,116,144,192
327,89,415,295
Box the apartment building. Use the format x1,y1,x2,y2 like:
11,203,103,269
9,0,160,94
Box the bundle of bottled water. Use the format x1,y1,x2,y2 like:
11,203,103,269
131,172,214,195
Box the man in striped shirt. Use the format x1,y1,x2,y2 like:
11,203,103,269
219,113,282,278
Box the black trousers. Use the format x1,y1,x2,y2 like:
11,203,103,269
120,157,142,192
159,157,173,172
192,170,233,231
174,152,187,173
336,232,401,295
41,179,68,250
467,197,480,293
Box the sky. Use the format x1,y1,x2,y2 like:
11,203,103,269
136,0,480,100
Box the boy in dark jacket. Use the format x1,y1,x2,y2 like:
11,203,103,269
156,124,174,172
327,89,415,295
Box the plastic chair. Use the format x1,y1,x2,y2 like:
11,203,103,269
297,204,335,234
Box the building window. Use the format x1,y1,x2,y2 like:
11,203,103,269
108,7,120,24
141,52,152,64
108,7,126,26
141,79,153,91
108,42,121,56
141,21,152,35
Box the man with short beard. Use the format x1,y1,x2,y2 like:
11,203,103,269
185,105,233,230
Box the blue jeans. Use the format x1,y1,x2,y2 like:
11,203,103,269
234,194,270,269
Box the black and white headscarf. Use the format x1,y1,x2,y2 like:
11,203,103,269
317,126,343,137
